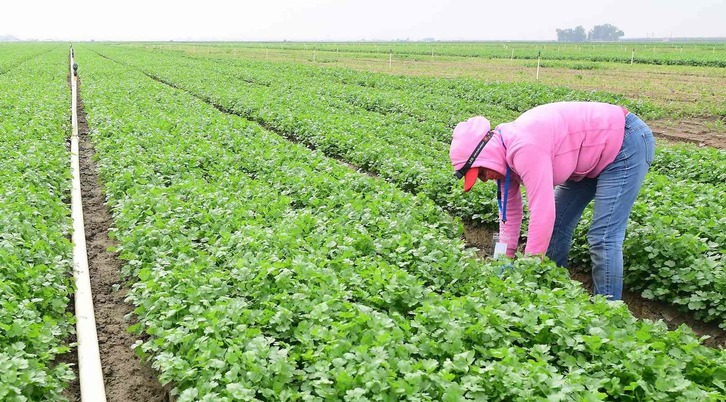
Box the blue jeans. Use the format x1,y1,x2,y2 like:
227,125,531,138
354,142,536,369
545,113,655,300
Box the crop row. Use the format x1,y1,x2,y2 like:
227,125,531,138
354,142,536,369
0,48,75,400
0,43,59,74
197,41,726,68
160,49,723,186
154,46,665,119
651,144,726,186
94,45,726,326
76,48,726,401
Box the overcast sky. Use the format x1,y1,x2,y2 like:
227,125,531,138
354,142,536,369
3,0,725,41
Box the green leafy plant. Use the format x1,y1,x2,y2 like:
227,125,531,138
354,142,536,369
95,45,724,325
76,46,726,401
0,46,76,401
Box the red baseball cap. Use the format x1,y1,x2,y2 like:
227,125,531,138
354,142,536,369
463,167,481,192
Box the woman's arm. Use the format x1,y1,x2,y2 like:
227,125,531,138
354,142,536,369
512,146,556,256
499,180,522,257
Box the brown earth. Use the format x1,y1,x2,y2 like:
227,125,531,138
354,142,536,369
648,117,726,148
69,76,169,402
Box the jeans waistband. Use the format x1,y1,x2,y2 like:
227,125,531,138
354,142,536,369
624,112,643,130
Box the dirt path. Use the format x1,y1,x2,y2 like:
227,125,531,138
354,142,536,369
74,77,169,402
648,117,726,148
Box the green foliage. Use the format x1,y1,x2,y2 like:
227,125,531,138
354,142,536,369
76,46,726,400
193,41,726,68
652,144,726,185
556,26,587,42
587,24,625,42
0,47,76,401
0,43,59,74
92,45,723,324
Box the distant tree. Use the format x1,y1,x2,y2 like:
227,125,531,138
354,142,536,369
556,28,572,41
573,26,587,42
556,25,587,42
588,24,625,41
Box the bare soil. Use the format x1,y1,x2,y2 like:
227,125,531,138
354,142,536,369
73,76,169,402
648,117,726,149
463,223,497,259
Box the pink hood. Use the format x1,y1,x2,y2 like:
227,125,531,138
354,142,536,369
449,116,510,178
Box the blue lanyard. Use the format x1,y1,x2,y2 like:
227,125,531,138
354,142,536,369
495,130,511,223
496,168,511,223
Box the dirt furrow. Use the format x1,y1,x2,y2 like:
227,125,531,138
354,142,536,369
75,76,169,402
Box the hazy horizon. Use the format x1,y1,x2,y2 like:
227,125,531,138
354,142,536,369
2,0,725,42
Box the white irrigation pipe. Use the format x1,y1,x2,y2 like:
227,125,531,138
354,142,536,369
70,48,108,402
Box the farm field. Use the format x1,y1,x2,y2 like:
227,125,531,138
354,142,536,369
91,44,726,330
1,42,725,401
141,42,726,147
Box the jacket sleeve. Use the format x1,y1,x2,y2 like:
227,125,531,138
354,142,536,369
512,146,556,255
499,180,522,257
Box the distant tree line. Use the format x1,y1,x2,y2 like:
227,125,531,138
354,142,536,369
556,24,624,42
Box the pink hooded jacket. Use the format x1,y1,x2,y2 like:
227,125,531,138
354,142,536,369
450,102,627,257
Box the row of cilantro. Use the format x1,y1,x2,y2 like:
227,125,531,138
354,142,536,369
102,48,726,328
0,43,60,74
299,81,725,186
168,48,723,186
0,48,75,400
95,46,653,222
155,51,723,244
169,49,520,140
156,46,665,121
233,54,663,117
161,49,725,186
650,144,726,186
105,46,486,155
95,46,726,324
99,48,495,221
115,47,726,325
78,49,726,401
226,42,726,67
301,52,726,325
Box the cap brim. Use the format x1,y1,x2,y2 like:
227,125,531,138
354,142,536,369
463,167,480,192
